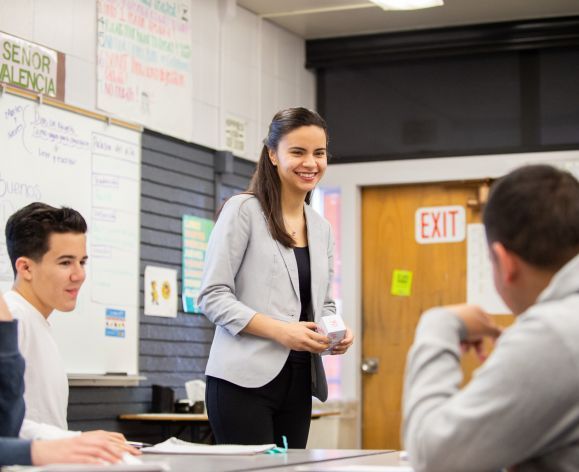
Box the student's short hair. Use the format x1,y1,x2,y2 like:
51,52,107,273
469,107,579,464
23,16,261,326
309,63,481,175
5,202,87,275
483,165,579,270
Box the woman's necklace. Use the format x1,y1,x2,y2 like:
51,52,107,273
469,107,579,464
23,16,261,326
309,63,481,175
284,218,301,238
285,224,297,237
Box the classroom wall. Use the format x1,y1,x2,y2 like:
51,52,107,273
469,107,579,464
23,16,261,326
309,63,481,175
0,0,316,161
0,0,318,439
308,16,579,164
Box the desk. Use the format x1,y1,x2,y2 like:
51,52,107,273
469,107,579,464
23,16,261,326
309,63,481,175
140,448,394,472
118,410,340,443
118,413,210,443
259,451,408,471
119,412,209,422
119,409,339,422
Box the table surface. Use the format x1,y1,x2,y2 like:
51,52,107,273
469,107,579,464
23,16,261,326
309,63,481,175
140,448,394,472
259,451,408,471
119,409,340,422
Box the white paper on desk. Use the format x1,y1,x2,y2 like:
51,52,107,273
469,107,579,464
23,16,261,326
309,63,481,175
142,437,276,455
19,463,168,472
296,466,413,472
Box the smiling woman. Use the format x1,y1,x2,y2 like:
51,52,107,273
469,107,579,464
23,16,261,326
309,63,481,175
247,108,329,247
198,107,354,449
267,125,328,235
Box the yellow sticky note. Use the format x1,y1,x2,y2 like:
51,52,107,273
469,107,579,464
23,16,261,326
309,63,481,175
391,270,413,297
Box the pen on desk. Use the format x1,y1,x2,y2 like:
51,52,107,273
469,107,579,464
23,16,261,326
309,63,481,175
127,441,153,449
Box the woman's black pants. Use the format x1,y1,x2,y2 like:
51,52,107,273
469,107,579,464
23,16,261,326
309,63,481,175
206,358,312,448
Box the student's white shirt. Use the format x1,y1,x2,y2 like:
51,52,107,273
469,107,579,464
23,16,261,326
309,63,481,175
4,290,78,440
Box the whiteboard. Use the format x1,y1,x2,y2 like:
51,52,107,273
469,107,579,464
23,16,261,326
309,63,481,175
0,91,141,375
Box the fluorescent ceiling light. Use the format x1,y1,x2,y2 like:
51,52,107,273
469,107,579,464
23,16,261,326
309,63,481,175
369,0,444,10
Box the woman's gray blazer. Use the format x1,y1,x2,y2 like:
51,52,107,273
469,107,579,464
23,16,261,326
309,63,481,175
198,194,336,401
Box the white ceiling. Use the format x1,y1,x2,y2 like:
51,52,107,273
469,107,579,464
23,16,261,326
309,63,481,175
237,0,579,39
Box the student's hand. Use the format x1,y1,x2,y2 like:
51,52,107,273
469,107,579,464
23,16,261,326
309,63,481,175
0,294,13,321
330,327,354,355
30,433,139,465
81,430,140,455
448,304,502,361
276,321,331,353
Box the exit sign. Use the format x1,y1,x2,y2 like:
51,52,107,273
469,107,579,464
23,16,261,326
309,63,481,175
415,205,466,244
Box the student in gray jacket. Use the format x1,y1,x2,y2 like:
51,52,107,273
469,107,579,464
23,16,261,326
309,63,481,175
403,164,579,472
199,108,353,448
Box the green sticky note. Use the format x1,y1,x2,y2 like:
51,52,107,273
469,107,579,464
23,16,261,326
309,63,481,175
391,270,413,297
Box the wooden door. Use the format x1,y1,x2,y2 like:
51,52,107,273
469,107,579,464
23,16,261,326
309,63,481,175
361,182,513,449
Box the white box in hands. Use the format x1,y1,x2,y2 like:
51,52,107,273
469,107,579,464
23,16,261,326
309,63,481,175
318,314,346,356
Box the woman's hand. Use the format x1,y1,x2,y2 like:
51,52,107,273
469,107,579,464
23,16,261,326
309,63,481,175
243,314,331,353
276,321,331,353
330,327,354,355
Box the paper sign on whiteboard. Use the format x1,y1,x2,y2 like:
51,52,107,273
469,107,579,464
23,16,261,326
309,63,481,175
467,224,510,315
415,205,465,244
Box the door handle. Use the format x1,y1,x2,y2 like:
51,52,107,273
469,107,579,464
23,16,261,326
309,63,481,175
361,357,379,374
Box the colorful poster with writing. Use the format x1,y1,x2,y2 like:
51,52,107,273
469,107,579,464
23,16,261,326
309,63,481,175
96,0,193,140
105,308,126,338
182,215,214,314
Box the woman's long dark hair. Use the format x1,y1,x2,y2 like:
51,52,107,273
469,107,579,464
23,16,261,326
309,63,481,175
247,107,329,248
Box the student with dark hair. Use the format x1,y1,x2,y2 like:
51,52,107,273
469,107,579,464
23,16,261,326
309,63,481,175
0,293,138,465
3,203,133,449
199,107,354,448
4,202,88,440
403,165,579,471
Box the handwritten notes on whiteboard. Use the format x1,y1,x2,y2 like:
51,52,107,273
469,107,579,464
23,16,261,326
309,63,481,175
0,91,141,374
97,0,193,140
90,133,140,311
